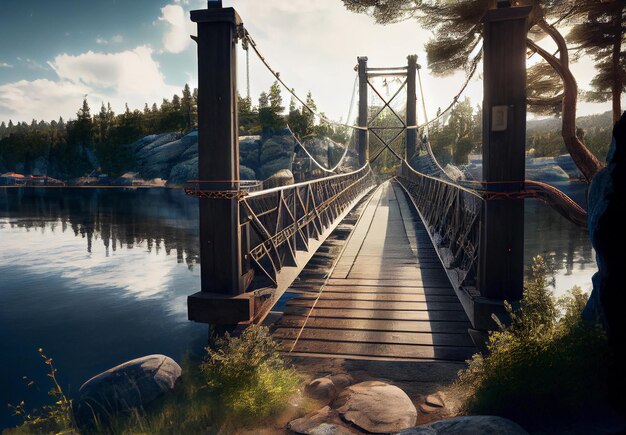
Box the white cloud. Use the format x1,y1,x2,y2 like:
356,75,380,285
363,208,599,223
158,4,195,53
96,34,124,45
0,47,182,122
0,79,91,121
0,62,13,68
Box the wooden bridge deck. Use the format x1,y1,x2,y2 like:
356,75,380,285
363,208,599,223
274,181,475,362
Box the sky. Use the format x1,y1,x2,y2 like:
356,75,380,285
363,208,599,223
0,0,618,124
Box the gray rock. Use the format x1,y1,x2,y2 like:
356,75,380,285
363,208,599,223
168,157,198,185
425,394,444,408
334,381,417,433
263,169,294,189
288,406,357,435
398,415,529,434
240,165,256,181
329,373,354,390
305,377,338,403
73,354,182,427
583,111,626,350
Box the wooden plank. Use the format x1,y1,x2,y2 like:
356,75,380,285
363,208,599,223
280,339,474,362
325,278,451,288
274,327,475,347
318,285,457,295
292,292,459,302
286,299,465,312
277,316,471,334
284,306,470,322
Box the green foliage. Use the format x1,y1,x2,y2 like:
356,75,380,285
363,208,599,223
8,349,75,434
201,325,300,422
455,256,610,424
527,111,613,159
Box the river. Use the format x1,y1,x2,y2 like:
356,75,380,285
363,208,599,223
0,182,594,429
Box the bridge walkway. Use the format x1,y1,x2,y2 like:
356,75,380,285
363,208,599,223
274,181,475,362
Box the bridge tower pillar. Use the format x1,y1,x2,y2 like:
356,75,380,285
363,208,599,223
477,3,532,315
188,1,255,325
357,56,369,166
406,55,418,160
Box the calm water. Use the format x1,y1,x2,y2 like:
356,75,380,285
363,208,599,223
0,182,594,428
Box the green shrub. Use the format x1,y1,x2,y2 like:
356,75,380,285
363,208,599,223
201,325,300,422
7,349,75,434
455,256,610,424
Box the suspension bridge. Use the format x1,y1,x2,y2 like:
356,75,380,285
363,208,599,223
186,1,587,361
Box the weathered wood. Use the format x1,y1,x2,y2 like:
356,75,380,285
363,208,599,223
357,56,369,166
274,182,475,362
406,55,418,159
290,292,459,302
286,299,465,312
284,306,470,322
278,316,471,334
281,339,475,362
478,5,532,301
274,327,475,347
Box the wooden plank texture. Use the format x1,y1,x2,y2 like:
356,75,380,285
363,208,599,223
273,181,475,362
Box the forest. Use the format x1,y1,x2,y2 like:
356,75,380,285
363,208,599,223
0,82,616,180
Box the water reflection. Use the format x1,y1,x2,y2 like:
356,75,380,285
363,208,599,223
0,188,200,268
523,181,595,296
0,187,206,430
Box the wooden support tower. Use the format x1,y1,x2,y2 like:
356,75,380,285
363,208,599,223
406,55,418,160
477,3,532,317
188,1,256,325
357,56,369,166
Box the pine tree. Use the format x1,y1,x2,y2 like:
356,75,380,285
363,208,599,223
568,2,625,123
181,83,194,131
342,0,604,181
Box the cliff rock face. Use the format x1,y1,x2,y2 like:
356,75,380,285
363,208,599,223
131,131,296,184
584,111,626,351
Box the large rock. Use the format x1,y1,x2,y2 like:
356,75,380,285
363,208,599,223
584,111,626,351
263,169,294,189
73,354,182,427
305,377,338,404
334,381,417,433
398,415,529,434
288,406,358,435
168,157,198,185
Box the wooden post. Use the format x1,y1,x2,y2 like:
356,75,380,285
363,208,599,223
188,2,255,324
406,55,418,160
477,5,532,304
357,56,369,166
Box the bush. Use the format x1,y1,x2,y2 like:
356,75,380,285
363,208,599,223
201,325,300,422
455,256,610,425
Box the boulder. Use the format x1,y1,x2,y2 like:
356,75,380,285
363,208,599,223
333,381,417,433
288,406,358,435
240,165,256,181
398,415,529,434
168,157,198,186
305,377,338,403
584,111,626,351
263,169,294,189
329,373,353,390
73,354,181,427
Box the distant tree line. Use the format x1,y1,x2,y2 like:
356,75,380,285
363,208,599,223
0,80,347,179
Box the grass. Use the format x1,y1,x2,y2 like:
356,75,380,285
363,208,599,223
454,256,612,427
6,326,302,435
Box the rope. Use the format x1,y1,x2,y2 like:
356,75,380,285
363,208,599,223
286,125,352,173
243,28,367,132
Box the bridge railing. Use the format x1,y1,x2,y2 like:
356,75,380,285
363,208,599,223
396,160,483,290
240,164,375,290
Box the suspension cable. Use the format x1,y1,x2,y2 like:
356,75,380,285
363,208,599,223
243,28,366,131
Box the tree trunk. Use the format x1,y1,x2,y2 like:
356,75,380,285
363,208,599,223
530,19,604,183
611,7,623,125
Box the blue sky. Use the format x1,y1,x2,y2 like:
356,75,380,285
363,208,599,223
0,0,617,124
